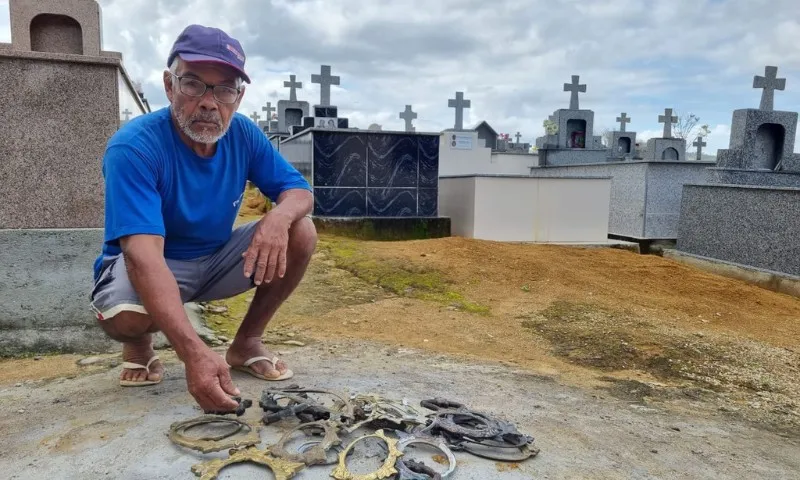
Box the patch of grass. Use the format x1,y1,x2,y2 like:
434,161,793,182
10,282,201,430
320,237,490,315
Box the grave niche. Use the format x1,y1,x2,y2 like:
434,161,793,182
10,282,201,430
754,123,784,170
662,147,680,160
617,137,631,154
285,108,303,129
30,13,83,55
566,119,586,148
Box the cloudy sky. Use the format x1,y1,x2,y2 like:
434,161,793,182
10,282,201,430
2,0,799,154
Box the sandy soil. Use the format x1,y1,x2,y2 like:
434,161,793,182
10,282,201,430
203,226,800,437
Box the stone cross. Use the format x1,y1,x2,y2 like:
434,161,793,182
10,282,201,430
563,75,586,110
658,108,677,138
448,91,471,130
122,109,132,121
262,101,275,121
250,111,260,123
311,65,340,106
616,112,630,132
693,136,707,161
753,66,786,111
399,104,417,132
515,132,522,143
284,74,302,102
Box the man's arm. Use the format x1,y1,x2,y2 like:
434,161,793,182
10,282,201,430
120,234,240,411
119,234,204,359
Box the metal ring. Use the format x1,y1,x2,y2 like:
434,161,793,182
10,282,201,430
168,415,261,454
331,429,403,480
270,420,343,466
396,435,456,478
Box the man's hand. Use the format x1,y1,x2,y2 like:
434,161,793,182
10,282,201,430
184,347,241,413
242,210,293,285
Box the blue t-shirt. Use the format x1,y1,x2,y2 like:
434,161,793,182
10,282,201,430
94,107,311,280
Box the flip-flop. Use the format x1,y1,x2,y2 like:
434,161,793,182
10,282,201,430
232,356,294,381
119,355,164,387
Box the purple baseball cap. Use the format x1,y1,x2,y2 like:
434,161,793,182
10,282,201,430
167,24,251,84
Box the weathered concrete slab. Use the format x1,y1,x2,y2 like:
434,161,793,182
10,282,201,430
0,228,112,356
1,339,797,479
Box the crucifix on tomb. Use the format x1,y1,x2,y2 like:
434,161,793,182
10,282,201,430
753,66,786,111
693,136,707,161
616,113,630,132
249,111,260,123
658,108,677,138
563,75,586,110
311,65,340,107
399,104,417,132
515,132,522,144
262,102,275,121
448,91,471,130
284,74,302,103
122,109,132,121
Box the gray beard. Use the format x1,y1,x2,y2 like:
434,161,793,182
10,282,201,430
172,105,230,144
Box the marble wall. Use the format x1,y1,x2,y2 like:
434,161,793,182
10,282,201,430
312,131,440,217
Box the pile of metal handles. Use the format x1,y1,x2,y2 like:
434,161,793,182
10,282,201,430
167,385,539,480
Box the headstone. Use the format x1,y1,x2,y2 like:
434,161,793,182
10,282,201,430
311,65,340,107
285,74,301,102
616,113,630,132
534,75,606,165
676,65,800,278
693,136,706,161
399,104,417,132
608,112,637,161
368,123,382,131
448,91,471,131
277,73,310,134
716,66,799,172
563,75,586,110
658,108,677,138
473,120,498,150
293,65,349,135
0,0,147,355
643,108,686,161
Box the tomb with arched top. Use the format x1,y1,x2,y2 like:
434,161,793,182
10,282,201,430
0,0,150,356
676,66,800,281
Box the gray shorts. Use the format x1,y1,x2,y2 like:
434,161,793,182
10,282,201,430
90,221,259,321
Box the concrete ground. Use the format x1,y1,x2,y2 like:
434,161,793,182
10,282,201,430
1,339,798,480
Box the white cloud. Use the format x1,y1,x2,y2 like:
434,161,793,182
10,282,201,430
2,0,800,152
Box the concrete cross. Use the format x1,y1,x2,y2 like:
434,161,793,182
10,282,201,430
262,102,275,121
122,109,132,121
563,75,586,110
753,66,786,111
658,108,677,138
249,111,260,123
284,74,302,102
616,112,630,132
448,91,471,130
399,104,417,132
311,65,340,106
693,136,707,161
515,132,522,143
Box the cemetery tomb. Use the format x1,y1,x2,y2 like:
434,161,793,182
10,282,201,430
531,105,713,240
535,75,608,166
439,175,612,243
0,0,149,356
675,66,800,278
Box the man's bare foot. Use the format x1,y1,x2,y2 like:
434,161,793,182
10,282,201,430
121,334,164,384
226,336,290,379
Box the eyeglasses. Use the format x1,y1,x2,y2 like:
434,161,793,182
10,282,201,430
170,73,241,104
